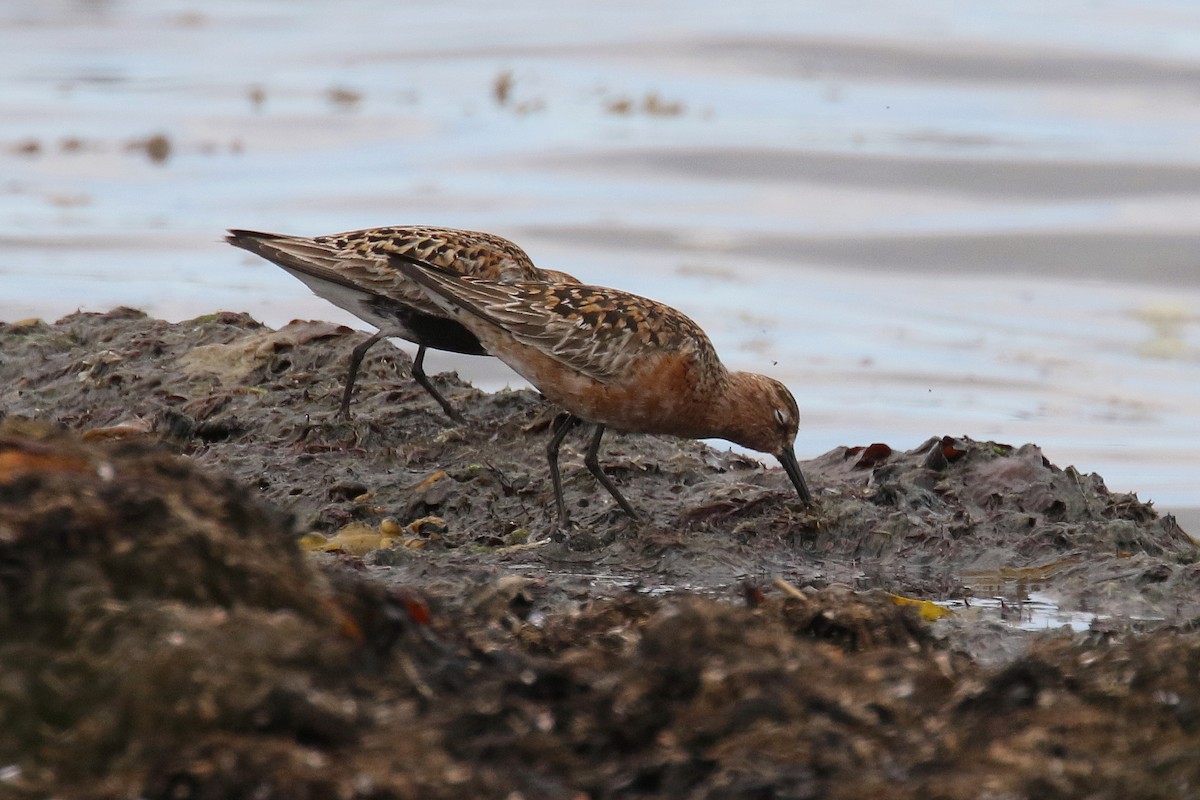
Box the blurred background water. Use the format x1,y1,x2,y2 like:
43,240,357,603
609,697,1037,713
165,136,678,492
1,0,1198,523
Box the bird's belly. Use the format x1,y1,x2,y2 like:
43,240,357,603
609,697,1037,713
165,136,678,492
283,267,486,355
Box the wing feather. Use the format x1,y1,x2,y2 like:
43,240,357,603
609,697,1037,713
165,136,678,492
388,252,712,384
226,227,567,320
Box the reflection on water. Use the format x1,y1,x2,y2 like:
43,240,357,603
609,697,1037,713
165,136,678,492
936,593,1101,633
946,564,1173,632
952,564,1098,632
1,0,1199,512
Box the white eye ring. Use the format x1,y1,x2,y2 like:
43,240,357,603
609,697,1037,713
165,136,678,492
773,408,788,426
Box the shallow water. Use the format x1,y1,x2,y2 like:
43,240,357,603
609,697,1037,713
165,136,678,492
937,593,1102,633
1,0,1198,518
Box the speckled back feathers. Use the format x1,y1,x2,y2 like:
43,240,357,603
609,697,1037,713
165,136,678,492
226,226,578,335
391,266,724,387
311,226,541,282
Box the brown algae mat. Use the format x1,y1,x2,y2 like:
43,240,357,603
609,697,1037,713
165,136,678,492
1,308,1199,798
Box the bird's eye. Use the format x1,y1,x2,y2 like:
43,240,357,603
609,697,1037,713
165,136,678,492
773,407,788,427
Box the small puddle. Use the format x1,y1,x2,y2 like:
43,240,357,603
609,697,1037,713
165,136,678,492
935,592,1100,632
948,564,1099,632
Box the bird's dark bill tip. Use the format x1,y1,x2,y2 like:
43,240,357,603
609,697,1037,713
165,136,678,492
778,447,813,506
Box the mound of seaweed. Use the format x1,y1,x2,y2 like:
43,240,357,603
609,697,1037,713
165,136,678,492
2,309,1200,797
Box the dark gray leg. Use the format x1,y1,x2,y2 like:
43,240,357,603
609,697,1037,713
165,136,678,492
546,414,581,526
340,331,386,419
583,425,640,521
410,345,466,424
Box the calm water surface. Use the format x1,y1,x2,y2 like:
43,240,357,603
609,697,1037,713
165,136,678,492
1,0,1198,518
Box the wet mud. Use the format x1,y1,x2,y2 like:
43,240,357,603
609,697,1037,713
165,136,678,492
2,308,1198,798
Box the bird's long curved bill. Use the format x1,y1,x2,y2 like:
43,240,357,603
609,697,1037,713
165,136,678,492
777,448,813,505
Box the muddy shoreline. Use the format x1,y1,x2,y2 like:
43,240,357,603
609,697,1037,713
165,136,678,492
2,308,1199,798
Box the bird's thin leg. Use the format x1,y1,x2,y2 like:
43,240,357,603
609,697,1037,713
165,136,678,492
340,331,386,419
583,425,640,521
545,414,582,527
410,345,466,424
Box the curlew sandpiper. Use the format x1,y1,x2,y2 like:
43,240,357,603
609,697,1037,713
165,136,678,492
388,253,813,525
226,226,577,422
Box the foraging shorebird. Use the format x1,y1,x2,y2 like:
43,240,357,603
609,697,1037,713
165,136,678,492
226,226,577,423
388,253,813,525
